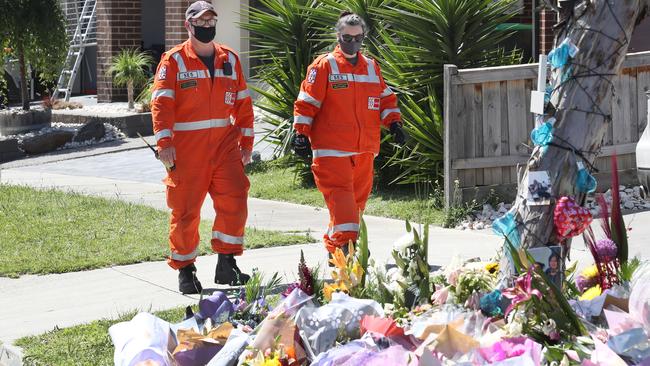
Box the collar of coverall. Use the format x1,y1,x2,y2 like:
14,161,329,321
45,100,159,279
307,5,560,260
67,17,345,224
332,44,366,69
182,39,222,61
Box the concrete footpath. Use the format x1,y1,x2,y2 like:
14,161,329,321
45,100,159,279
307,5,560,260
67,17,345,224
0,149,648,345
0,149,506,344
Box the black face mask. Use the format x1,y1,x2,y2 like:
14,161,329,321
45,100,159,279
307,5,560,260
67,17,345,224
338,38,362,56
192,25,216,44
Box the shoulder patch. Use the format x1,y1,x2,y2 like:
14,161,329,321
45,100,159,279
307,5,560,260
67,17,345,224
157,65,167,80
307,68,317,84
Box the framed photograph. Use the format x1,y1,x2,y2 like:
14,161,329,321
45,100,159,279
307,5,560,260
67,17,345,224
527,171,552,206
529,246,564,289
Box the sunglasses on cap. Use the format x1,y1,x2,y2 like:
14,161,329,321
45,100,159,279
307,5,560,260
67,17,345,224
340,34,364,43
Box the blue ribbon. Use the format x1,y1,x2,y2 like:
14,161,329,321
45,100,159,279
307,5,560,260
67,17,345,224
576,163,597,193
492,211,520,248
531,121,554,148
548,38,579,69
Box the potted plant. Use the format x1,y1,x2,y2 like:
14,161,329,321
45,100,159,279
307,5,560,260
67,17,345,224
0,0,67,135
107,49,153,111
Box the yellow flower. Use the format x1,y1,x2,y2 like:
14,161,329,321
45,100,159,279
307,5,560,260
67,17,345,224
323,281,348,301
579,285,602,301
580,265,600,280
329,247,347,269
351,262,364,286
263,359,281,366
485,262,499,274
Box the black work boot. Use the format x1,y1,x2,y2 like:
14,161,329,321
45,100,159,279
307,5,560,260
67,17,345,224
215,254,250,286
178,263,203,294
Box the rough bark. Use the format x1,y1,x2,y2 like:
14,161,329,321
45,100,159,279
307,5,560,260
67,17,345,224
127,80,135,110
513,0,649,251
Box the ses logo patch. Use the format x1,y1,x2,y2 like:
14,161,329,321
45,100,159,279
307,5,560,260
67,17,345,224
368,97,380,110
157,66,167,81
307,69,317,84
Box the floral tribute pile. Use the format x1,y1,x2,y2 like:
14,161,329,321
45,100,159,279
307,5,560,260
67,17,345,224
110,194,650,366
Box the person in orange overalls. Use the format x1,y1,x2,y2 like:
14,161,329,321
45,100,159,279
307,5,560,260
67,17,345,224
293,11,406,259
151,1,253,293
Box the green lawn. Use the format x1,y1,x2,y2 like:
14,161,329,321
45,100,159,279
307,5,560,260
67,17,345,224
15,307,188,366
0,185,315,277
247,161,445,225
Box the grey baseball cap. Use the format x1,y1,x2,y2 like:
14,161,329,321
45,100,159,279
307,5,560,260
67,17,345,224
185,1,217,20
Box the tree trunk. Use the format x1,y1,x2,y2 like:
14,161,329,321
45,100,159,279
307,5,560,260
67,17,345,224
127,80,134,110
512,1,649,252
18,46,29,111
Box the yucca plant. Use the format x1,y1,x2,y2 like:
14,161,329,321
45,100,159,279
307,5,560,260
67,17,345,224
384,87,444,184
241,0,331,155
373,0,523,186
107,49,153,110
374,0,523,98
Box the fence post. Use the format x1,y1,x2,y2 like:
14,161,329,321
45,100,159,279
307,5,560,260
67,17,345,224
443,64,458,209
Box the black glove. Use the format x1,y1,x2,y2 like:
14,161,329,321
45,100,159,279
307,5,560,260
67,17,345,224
291,133,312,159
389,122,407,146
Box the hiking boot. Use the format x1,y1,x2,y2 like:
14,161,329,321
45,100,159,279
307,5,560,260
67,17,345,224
178,263,203,294
215,254,250,286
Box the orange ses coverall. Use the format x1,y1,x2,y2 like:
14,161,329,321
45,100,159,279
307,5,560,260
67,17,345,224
152,41,254,269
294,45,401,253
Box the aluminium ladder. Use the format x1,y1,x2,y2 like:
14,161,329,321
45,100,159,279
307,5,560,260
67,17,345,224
53,0,97,101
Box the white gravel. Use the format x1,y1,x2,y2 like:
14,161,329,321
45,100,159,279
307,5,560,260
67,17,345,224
456,186,649,231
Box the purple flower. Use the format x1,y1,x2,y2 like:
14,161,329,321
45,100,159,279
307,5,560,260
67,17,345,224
575,274,597,293
595,239,617,261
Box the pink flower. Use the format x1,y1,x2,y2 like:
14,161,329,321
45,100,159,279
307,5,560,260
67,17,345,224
502,268,542,317
478,337,542,364
431,286,450,305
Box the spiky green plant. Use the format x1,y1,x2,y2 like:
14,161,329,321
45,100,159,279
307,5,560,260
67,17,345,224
107,49,153,110
241,0,331,155
374,0,523,98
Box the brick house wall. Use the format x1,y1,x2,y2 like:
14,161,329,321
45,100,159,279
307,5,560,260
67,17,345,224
165,0,193,50
96,0,142,102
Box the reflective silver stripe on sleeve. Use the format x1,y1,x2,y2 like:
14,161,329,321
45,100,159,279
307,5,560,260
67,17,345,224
380,87,394,98
333,223,360,233
326,53,340,74
152,89,174,100
240,128,254,137
381,108,401,120
312,149,359,158
297,91,322,108
236,89,250,100
173,118,231,131
294,115,313,126
155,129,172,142
213,231,244,245
228,52,238,80
172,52,186,72
170,248,198,261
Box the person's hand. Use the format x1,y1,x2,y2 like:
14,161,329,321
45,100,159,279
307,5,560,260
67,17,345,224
389,122,407,146
291,133,312,159
158,146,176,166
241,149,252,165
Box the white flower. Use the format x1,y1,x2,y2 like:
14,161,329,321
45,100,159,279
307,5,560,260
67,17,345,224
541,318,557,336
393,233,415,252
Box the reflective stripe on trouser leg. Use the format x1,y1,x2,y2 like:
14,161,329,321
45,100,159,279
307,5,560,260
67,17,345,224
165,171,209,270
210,135,250,255
311,155,362,253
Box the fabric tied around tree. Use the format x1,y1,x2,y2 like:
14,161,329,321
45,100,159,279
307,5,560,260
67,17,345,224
576,162,597,194
492,210,520,248
548,38,579,69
